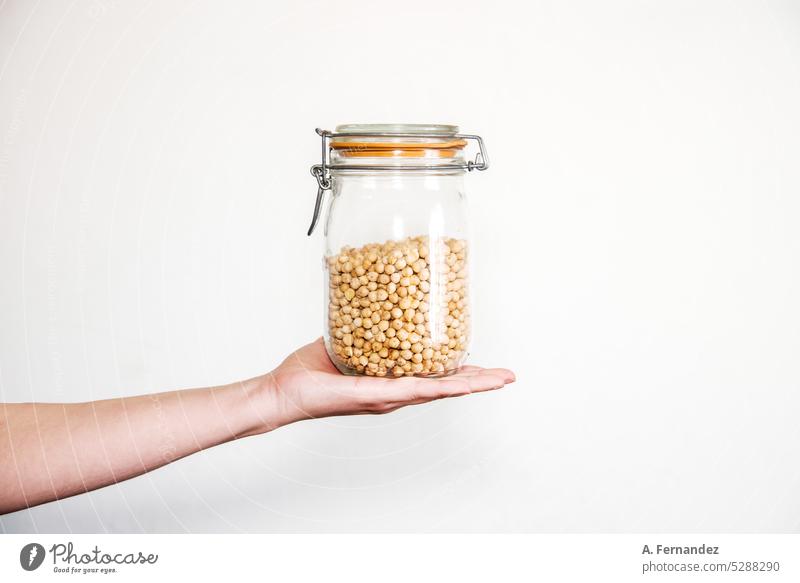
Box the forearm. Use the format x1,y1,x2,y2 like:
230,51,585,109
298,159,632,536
0,375,278,514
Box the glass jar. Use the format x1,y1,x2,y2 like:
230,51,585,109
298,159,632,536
307,124,489,378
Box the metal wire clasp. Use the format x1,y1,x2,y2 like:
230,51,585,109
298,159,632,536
307,163,331,236
306,127,489,236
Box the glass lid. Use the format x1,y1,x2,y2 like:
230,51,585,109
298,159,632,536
334,123,459,136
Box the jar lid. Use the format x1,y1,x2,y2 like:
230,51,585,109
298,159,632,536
330,124,467,159
335,123,459,136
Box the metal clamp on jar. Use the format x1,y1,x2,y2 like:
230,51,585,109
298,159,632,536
306,124,489,378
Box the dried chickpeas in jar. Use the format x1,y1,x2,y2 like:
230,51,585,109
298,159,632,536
326,235,469,377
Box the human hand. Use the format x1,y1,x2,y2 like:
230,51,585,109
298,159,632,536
262,338,515,426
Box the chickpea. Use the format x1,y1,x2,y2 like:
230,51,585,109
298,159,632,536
326,235,469,377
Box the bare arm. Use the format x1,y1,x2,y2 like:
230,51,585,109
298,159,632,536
0,378,271,514
0,338,515,514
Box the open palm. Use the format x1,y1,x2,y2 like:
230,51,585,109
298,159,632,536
269,338,515,423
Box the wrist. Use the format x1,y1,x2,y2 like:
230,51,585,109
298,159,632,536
223,374,285,438
238,371,304,436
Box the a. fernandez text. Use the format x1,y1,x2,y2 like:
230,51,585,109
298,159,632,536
642,544,719,555
49,542,158,566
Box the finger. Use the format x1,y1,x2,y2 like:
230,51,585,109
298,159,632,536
418,377,473,399
376,376,466,403
396,375,506,406
457,365,484,374
476,367,516,383
455,366,517,383
406,373,505,401
351,368,513,407
465,372,509,392
369,376,430,403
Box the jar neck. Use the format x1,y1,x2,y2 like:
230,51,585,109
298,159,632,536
328,172,466,205
329,153,467,170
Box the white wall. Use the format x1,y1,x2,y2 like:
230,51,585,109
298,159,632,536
1,0,799,533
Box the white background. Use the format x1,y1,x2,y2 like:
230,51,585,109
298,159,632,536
1,0,799,533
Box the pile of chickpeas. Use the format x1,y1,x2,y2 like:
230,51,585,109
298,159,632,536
326,235,469,377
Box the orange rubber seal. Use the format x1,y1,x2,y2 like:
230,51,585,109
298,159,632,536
331,139,467,158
